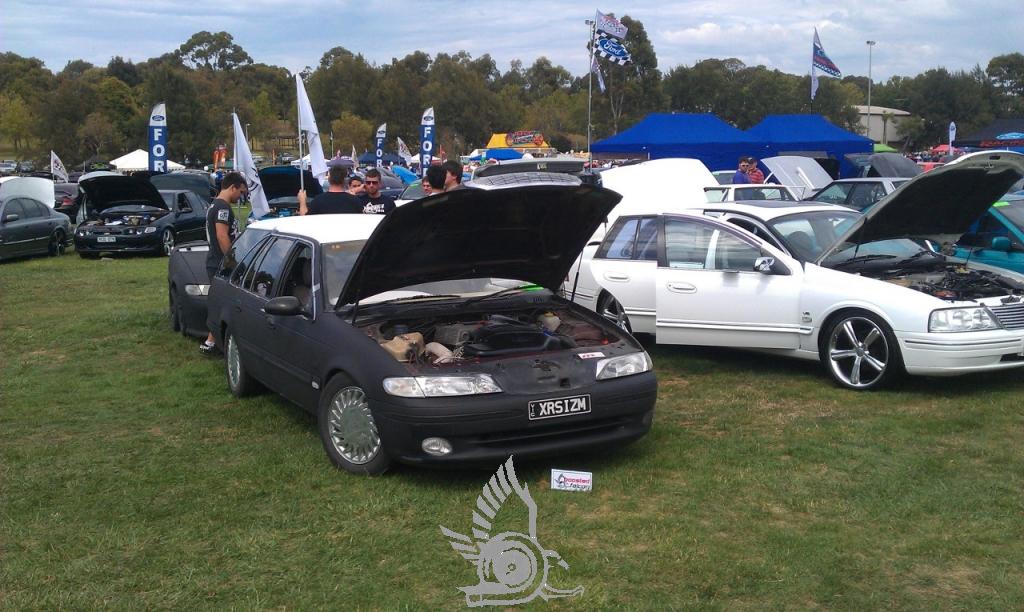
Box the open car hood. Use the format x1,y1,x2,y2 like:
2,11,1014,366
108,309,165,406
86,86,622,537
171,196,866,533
761,156,832,194
337,180,622,306
79,175,166,212
817,151,1024,263
151,173,215,201
845,152,923,178
257,166,323,201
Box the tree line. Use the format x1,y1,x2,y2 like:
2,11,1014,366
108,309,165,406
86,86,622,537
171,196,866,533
1,22,1021,167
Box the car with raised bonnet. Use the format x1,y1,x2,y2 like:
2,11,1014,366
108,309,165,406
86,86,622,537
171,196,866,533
206,173,657,474
567,151,1024,390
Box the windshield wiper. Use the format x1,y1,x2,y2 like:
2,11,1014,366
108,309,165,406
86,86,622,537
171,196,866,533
894,249,945,266
376,294,462,304
461,285,536,307
831,254,897,268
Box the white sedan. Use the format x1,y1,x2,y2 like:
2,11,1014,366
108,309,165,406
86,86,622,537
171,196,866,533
566,151,1024,390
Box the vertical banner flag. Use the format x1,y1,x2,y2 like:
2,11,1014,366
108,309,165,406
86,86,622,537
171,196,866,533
295,75,328,178
949,121,957,153
591,57,606,93
420,107,435,177
148,102,167,172
396,137,414,165
811,28,841,100
50,151,68,182
232,113,270,219
375,123,387,168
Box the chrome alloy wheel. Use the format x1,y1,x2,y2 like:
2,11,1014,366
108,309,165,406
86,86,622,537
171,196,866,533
162,229,175,255
827,316,890,388
600,296,631,332
226,334,242,389
327,386,381,465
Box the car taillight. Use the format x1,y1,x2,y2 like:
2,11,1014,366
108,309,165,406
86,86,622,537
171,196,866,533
62,196,73,206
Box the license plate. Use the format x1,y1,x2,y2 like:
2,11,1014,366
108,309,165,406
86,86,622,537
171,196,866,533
96,236,115,243
528,394,591,421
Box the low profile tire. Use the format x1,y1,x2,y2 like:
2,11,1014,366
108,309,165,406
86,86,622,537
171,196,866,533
161,228,176,256
318,374,390,475
48,230,66,256
168,285,182,332
821,311,903,391
225,330,258,397
598,292,632,334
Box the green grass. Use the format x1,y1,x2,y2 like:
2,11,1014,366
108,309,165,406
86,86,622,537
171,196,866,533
3,250,1024,609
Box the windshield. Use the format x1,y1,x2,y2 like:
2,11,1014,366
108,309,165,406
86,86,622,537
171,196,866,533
997,200,1024,229
766,210,858,261
324,240,367,306
400,181,424,200
821,238,934,269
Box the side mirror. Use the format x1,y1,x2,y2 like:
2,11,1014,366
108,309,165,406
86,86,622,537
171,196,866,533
990,236,1012,252
3,213,19,223
263,295,303,316
754,256,776,273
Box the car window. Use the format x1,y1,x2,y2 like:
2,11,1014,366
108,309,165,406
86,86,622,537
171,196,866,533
664,219,715,269
27,199,49,218
248,237,294,298
280,243,314,311
705,188,728,203
597,218,640,260
636,217,659,261
814,184,853,205
18,198,44,219
3,200,26,219
323,240,366,306
228,231,271,283
769,211,857,261
726,217,783,250
177,194,193,212
846,184,878,211
752,188,794,201
711,230,761,271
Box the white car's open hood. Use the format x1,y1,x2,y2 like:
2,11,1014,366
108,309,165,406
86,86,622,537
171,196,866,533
0,176,55,208
761,156,832,198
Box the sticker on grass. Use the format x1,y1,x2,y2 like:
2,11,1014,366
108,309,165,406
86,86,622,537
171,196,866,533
440,455,584,607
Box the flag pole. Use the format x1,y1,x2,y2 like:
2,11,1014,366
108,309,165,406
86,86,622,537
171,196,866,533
586,17,596,172
296,91,305,192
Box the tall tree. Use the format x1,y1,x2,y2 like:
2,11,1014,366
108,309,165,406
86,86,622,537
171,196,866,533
175,31,253,71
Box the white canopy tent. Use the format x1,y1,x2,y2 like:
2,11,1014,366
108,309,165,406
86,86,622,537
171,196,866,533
109,149,184,172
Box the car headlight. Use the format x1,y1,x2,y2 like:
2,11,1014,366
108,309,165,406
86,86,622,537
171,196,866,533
383,374,502,398
184,284,210,296
595,352,652,380
144,226,157,233
929,307,1000,332
76,229,86,236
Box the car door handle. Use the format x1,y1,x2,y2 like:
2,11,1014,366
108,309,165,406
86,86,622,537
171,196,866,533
265,316,276,330
603,272,630,282
666,282,697,294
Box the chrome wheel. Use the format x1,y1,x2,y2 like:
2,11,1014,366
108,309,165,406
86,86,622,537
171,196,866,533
827,316,890,389
226,334,242,390
326,386,381,465
600,295,631,333
162,229,175,256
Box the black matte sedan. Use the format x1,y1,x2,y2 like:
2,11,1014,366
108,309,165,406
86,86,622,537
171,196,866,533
74,175,209,257
206,174,657,474
0,193,72,260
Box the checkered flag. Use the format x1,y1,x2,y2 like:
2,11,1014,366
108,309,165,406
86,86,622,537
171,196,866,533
591,32,632,65
50,150,68,182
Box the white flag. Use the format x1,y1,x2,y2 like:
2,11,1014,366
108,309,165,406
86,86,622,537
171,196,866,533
591,57,606,93
595,10,627,39
50,150,68,182
295,74,328,178
396,137,413,164
232,113,270,219
351,145,357,161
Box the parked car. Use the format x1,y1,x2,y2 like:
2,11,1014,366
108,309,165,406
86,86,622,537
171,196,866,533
16,160,36,174
808,178,911,211
0,160,17,176
705,184,800,203
54,182,79,217
151,171,216,203
568,151,1024,390
954,194,1024,274
205,174,656,474
73,174,209,257
276,152,296,164
0,193,72,260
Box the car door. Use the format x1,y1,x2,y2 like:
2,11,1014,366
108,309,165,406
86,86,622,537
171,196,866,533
589,216,659,334
654,216,804,349
177,193,206,241
24,199,56,252
0,200,32,257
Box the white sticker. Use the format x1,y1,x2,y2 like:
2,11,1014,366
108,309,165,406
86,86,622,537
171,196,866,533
576,352,604,359
217,208,230,222
551,469,593,492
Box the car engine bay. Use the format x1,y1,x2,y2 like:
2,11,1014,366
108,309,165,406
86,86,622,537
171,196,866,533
882,265,1024,301
361,307,620,365
91,206,168,227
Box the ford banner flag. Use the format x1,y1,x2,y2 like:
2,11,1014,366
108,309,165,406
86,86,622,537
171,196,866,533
148,102,168,173
420,107,435,177
375,123,387,168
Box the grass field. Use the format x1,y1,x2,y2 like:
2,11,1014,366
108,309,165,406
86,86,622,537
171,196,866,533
3,249,1024,609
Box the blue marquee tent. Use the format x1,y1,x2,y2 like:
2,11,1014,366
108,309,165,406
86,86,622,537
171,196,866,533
745,114,872,178
590,113,764,171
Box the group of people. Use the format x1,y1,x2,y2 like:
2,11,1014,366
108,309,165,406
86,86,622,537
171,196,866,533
298,167,396,216
731,156,764,184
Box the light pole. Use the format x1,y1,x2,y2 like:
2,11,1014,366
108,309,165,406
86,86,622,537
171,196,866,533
244,123,250,149
866,41,876,142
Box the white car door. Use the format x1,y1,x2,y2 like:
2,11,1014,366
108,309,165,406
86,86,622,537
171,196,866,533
588,216,659,333
654,216,805,349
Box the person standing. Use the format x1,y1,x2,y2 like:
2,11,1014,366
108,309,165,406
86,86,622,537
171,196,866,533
442,160,464,191
425,164,447,195
731,157,751,184
346,173,365,197
200,172,245,355
746,157,765,184
360,168,396,214
298,166,363,215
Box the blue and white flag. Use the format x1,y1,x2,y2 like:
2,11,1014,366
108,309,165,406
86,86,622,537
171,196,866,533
295,74,328,178
420,108,435,177
232,113,269,219
375,123,387,168
592,32,631,65
50,150,68,182
396,137,413,165
147,102,168,172
811,28,841,100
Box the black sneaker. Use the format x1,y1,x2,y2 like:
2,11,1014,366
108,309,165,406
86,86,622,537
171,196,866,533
199,341,219,356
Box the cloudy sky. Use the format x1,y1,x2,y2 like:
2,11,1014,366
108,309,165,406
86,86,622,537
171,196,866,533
4,0,1020,81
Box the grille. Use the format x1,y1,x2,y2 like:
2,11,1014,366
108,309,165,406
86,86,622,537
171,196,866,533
990,302,1024,330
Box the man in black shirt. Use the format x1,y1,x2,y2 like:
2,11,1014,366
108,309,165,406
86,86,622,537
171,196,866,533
299,166,364,215
201,172,246,354
360,168,396,214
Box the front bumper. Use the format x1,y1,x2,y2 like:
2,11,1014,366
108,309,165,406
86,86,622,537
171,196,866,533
898,330,1024,376
369,370,657,465
75,231,162,253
